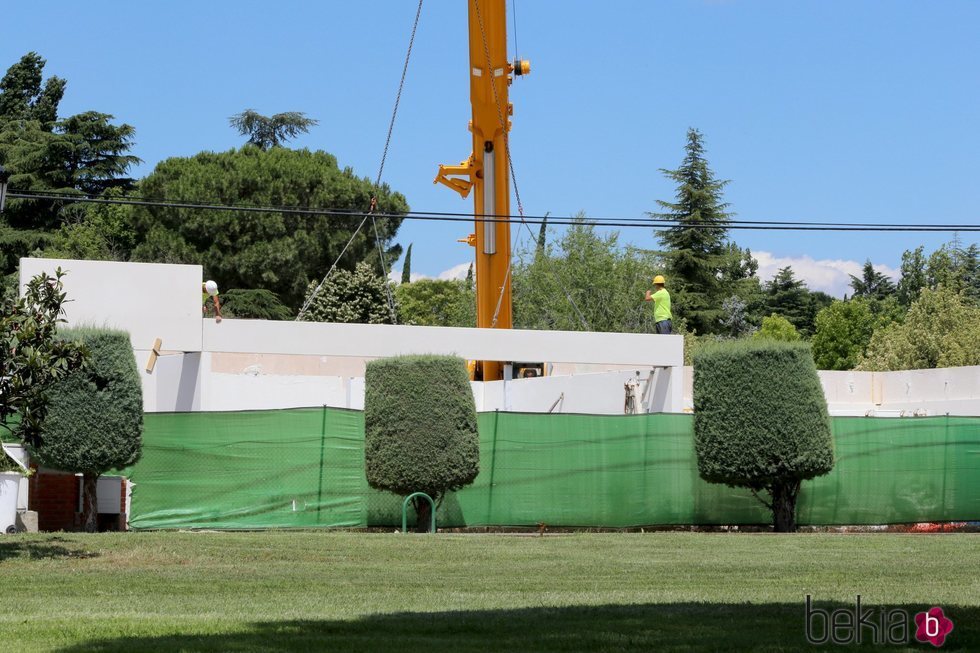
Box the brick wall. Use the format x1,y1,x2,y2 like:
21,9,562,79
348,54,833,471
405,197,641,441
28,470,80,532
28,471,128,532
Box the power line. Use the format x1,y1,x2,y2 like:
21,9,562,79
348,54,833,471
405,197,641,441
9,190,979,233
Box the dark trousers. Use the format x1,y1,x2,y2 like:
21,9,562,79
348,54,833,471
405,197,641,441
655,320,672,335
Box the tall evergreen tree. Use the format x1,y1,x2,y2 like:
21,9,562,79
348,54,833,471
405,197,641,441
649,128,732,334
400,243,413,284
762,267,817,336
959,243,980,305
0,52,65,127
0,53,139,281
536,212,549,258
46,111,140,194
848,260,896,301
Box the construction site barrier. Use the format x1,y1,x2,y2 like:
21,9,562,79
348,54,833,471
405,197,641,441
123,409,979,530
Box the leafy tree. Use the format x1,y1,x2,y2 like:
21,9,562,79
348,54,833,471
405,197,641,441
0,269,88,448
44,188,136,261
810,299,877,370
693,340,834,532
926,245,960,292
897,246,927,307
131,147,407,309
32,328,142,532
219,288,292,320
229,110,318,150
649,128,732,334
400,243,412,284
299,261,395,324
364,355,479,532
512,218,662,333
849,260,896,301
395,279,475,327
858,286,980,371
1,226,53,296
0,52,65,127
753,313,800,342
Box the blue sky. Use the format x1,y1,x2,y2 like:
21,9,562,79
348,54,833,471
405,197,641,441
3,1,978,296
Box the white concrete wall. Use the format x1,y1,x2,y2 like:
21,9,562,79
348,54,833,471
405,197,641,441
682,365,980,417
20,258,203,352
202,319,683,367
478,368,681,414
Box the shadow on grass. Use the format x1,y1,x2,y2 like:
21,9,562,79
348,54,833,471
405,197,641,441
59,602,978,652
0,536,99,562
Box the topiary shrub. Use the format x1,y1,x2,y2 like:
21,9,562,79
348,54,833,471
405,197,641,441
364,355,479,532
31,328,143,532
693,340,833,531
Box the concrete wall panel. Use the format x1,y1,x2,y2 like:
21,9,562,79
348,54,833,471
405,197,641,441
20,258,203,352
203,319,683,367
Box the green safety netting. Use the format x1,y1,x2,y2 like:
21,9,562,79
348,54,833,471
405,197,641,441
124,409,980,530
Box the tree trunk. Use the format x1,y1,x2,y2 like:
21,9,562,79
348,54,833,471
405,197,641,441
412,495,433,534
81,473,99,533
770,479,801,533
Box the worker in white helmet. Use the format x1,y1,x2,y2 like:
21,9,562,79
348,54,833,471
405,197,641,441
202,279,223,323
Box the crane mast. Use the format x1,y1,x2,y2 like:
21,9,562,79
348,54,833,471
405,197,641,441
435,0,529,381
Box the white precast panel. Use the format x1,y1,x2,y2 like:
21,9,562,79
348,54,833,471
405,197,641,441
202,319,683,368
19,258,203,352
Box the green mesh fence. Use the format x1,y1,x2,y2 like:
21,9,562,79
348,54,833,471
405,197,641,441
125,407,366,529
126,409,980,530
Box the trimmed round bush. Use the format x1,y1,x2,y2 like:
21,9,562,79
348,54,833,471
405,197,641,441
693,340,833,531
32,328,143,531
364,355,479,529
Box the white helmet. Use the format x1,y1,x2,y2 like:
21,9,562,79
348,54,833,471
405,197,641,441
205,280,219,296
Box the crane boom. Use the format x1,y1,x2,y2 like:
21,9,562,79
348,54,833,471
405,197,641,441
435,0,529,381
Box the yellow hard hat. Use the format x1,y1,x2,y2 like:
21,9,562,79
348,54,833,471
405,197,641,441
653,275,666,285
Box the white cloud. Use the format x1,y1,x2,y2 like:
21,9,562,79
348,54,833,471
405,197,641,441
388,269,429,283
389,262,471,284
753,251,900,298
436,262,472,281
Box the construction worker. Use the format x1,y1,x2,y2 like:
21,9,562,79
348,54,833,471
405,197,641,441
644,275,672,334
203,280,223,323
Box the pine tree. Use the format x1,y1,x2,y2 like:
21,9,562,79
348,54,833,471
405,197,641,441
649,128,732,334
848,260,896,301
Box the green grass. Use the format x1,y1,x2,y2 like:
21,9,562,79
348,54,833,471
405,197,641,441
0,532,977,652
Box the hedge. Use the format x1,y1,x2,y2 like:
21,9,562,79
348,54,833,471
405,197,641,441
364,355,479,502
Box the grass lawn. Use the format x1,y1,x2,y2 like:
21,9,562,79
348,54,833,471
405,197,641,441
0,532,976,652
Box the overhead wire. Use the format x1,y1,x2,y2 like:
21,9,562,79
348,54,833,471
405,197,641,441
296,0,424,321
8,190,980,232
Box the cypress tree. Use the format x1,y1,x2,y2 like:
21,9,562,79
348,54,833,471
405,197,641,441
401,243,413,284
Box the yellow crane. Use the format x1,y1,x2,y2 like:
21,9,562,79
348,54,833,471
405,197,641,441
434,0,530,381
